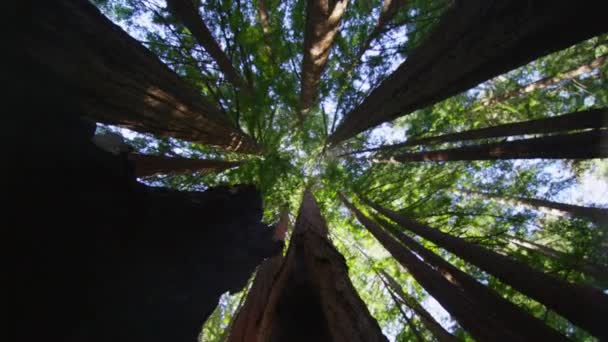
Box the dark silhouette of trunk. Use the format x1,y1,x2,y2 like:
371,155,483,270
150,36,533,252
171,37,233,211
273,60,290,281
379,271,458,342
19,0,260,154
372,215,568,340
473,191,608,227
366,200,608,339
503,235,608,288
328,1,608,145
165,0,250,92
256,191,387,342
298,0,349,122
227,209,290,342
128,153,242,178
383,285,425,342
376,130,608,162
345,108,608,155
480,54,608,107
339,194,529,341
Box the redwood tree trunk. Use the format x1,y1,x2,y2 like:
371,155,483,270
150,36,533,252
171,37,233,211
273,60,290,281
256,191,387,342
377,130,608,162
165,0,249,91
298,0,349,121
128,153,243,178
19,0,260,154
505,194,608,227
340,194,527,341
372,214,568,340
367,200,608,339
328,1,608,145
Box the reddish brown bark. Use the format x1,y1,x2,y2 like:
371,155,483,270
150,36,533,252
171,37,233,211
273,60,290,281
21,0,260,154
128,153,242,178
298,0,349,122
165,0,249,91
376,130,608,162
256,191,386,342
372,214,568,340
367,200,608,339
339,193,524,341
328,1,608,145
346,108,608,155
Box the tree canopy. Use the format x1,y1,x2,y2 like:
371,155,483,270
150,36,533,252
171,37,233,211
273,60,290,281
92,0,607,340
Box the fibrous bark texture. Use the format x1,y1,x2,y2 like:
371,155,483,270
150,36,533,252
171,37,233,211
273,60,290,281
255,191,387,342
128,153,242,178
329,0,608,145
18,0,260,154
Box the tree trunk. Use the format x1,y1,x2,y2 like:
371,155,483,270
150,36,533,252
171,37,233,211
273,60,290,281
256,191,387,342
346,108,608,155
19,0,260,154
379,271,457,342
298,0,349,122
366,200,608,339
255,0,274,58
376,130,608,162
339,194,527,341
328,1,608,145
372,214,568,340
165,0,249,91
384,285,426,342
480,54,608,107
128,153,242,178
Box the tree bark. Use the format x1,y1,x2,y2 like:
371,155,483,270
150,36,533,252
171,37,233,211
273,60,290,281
19,0,260,154
346,108,608,155
298,0,349,122
366,200,608,339
255,0,274,58
375,130,608,162
128,153,242,178
340,194,529,341
256,191,387,342
328,0,608,145
372,215,568,340
379,271,458,342
165,0,249,91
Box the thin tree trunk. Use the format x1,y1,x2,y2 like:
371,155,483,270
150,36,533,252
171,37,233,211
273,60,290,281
379,271,457,342
128,153,242,178
256,191,387,342
384,285,425,342
328,1,608,146
375,130,608,162
480,54,608,107
165,0,249,91
21,0,260,154
372,214,568,340
366,200,608,339
345,108,608,155
340,194,528,341
298,0,349,122
474,191,608,227
255,0,274,58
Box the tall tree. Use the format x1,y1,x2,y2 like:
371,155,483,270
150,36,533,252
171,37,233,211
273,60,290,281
256,191,387,341
328,1,608,145
345,108,608,155
20,0,260,154
374,130,608,162
165,0,250,91
128,153,242,178
366,200,608,339
298,0,349,122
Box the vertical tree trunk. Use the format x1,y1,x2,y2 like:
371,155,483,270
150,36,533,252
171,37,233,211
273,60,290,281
379,271,457,342
372,214,568,340
165,0,249,91
128,153,243,178
375,130,608,162
255,191,387,341
298,0,349,122
345,108,608,155
384,285,425,342
367,200,608,339
340,193,528,341
255,0,274,58
328,0,608,145
20,0,260,154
